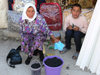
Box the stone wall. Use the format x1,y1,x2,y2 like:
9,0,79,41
0,10,21,40
0,8,93,42
0,10,64,41
0,0,8,28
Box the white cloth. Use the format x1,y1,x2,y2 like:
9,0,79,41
22,3,37,22
76,0,100,75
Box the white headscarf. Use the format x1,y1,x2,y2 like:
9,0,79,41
22,3,37,22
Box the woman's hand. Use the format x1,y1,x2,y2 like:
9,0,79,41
50,35,59,43
54,38,59,43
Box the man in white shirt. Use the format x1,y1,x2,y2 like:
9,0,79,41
61,4,88,59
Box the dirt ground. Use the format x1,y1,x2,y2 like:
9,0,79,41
0,39,96,75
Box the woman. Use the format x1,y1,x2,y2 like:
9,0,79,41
19,3,59,65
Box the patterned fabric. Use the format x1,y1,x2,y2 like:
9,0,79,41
13,0,35,12
19,14,53,56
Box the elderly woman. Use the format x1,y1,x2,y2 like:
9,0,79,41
19,3,59,65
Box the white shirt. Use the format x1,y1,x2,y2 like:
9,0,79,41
63,14,88,33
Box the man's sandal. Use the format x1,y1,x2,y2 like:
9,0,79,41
72,52,79,60
59,47,70,54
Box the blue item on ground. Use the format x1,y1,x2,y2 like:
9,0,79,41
54,41,65,51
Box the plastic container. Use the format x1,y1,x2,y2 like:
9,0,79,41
43,56,64,75
30,60,42,75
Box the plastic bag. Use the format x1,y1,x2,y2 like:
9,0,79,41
40,3,62,31
54,41,65,51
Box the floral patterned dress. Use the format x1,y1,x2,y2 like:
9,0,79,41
19,14,53,56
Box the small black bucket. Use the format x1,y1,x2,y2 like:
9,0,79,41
30,60,42,75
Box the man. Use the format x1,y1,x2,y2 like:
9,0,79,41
61,4,88,60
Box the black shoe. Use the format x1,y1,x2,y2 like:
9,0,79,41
25,56,32,65
16,45,21,52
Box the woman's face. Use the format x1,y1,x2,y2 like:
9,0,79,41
26,7,35,18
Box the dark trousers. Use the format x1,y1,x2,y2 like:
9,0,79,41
65,29,85,52
33,49,44,61
16,45,44,61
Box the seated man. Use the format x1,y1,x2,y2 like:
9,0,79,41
61,4,88,59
